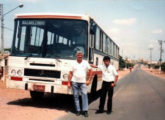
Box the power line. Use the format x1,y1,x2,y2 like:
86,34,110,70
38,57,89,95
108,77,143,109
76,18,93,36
0,25,13,31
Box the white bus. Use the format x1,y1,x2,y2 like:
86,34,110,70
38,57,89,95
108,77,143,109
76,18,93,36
7,13,119,100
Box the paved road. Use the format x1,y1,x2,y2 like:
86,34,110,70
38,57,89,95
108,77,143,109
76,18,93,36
58,66,165,120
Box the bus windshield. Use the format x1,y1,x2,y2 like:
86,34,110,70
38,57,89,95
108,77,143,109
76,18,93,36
11,19,88,59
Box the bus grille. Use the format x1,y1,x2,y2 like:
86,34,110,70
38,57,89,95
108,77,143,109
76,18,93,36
24,69,61,78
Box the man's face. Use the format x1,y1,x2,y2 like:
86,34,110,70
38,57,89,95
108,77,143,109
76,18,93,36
104,60,110,66
76,53,83,61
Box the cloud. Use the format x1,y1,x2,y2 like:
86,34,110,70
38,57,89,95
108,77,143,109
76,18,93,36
105,28,120,37
17,0,42,3
152,29,163,34
108,28,120,33
148,44,154,49
112,18,136,25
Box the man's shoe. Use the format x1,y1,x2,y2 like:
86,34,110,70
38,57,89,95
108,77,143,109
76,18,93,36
95,110,104,114
107,111,112,115
83,111,88,117
76,111,81,116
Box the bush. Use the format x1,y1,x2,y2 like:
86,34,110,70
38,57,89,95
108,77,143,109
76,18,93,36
148,64,159,69
161,62,165,72
154,64,160,69
126,63,134,68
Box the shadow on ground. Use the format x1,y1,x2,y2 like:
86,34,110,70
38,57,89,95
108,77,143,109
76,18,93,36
7,90,101,113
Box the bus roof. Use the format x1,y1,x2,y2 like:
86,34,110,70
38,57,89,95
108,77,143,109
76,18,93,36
15,13,90,21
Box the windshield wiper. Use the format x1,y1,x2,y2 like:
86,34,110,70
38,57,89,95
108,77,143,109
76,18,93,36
24,53,32,60
55,58,61,62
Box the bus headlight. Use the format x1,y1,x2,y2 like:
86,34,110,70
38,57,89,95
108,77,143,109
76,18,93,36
63,74,68,80
11,69,16,76
17,69,22,76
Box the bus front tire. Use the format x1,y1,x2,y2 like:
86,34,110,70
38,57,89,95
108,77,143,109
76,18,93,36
30,91,44,101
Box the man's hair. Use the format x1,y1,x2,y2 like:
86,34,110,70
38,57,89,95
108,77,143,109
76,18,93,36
76,51,84,55
103,56,111,61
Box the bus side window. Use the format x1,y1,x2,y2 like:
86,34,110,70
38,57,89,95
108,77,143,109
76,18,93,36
90,34,94,48
96,57,99,66
95,27,100,50
99,31,103,51
107,38,111,55
111,41,113,56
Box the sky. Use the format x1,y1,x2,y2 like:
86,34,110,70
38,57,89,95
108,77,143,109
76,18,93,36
0,0,165,62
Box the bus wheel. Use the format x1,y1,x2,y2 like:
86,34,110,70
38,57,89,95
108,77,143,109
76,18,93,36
30,91,44,101
90,75,97,95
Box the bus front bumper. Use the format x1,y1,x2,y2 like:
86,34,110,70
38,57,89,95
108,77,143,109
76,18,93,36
6,79,72,94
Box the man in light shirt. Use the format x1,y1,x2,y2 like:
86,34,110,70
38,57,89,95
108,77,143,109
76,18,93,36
68,51,92,117
91,56,118,114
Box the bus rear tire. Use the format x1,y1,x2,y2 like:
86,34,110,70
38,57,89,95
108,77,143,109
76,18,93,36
90,75,97,95
30,91,44,101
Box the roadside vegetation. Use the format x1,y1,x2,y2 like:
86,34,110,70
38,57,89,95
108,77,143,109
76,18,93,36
119,56,135,70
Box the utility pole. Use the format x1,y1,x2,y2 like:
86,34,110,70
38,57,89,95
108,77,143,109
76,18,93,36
158,40,165,73
0,4,23,58
0,4,4,58
0,4,4,82
149,47,153,64
148,47,153,71
0,4,23,81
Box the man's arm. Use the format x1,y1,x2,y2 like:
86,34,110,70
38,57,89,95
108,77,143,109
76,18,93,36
111,67,119,87
111,75,118,87
67,71,73,88
86,69,93,85
114,75,118,85
90,64,98,68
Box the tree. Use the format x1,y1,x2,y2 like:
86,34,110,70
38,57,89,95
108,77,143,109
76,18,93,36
119,55,126,69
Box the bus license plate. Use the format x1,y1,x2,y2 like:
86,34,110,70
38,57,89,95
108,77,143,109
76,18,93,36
33,85,45,92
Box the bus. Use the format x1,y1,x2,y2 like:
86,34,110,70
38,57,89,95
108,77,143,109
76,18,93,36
7,13,119,100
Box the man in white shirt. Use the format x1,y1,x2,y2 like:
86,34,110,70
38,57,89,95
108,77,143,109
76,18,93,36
91,56,118,114
68,51,92,117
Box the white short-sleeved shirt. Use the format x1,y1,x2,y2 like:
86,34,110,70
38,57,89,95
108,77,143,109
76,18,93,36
71,60,91,83
98,64,118,82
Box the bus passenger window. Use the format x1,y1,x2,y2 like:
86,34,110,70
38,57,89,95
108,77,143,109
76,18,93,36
96,57,99,66
95,27,100,50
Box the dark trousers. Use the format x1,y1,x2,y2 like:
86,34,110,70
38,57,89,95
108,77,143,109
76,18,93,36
99,81,114,112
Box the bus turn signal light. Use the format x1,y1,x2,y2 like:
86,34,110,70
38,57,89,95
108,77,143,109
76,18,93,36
62,81,68,86
11,76,23,81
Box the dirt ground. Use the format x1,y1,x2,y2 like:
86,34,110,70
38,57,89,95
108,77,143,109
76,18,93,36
141,65,165,79
0,69,130,120
0,82,67,120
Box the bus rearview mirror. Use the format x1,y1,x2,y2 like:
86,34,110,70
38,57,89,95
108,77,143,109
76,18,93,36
90,24,96,34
